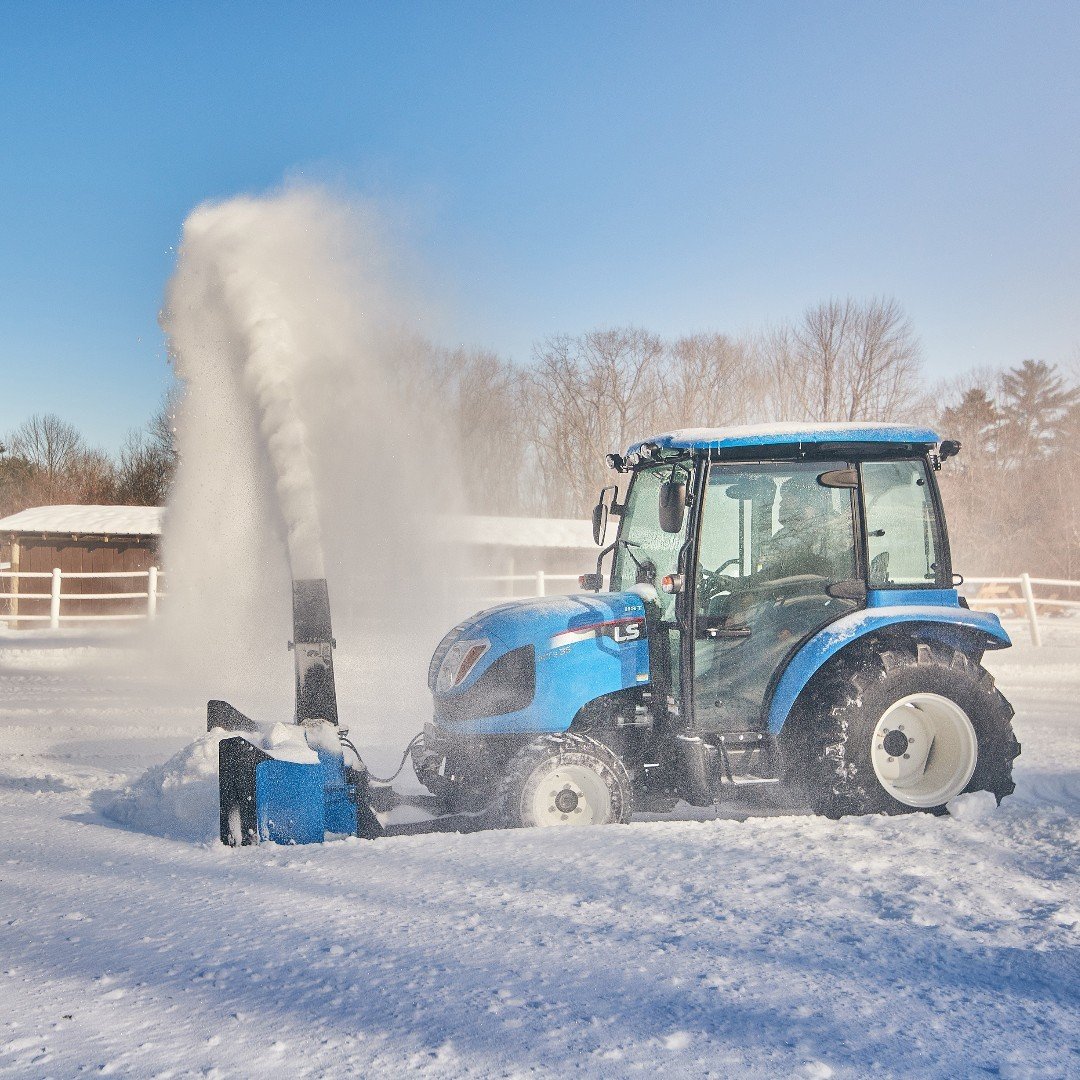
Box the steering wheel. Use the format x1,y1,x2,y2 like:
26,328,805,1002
699,565,740,606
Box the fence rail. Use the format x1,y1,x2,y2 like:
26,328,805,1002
467,570,1078,648
464,571,580,602
962,574,1080,647
1,566,1075,645
0,567,163,628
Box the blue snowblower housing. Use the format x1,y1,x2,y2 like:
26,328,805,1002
215,579,383,845
216,422,1020,843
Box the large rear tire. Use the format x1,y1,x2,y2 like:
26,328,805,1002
782,640,1020,819
494,732,634,828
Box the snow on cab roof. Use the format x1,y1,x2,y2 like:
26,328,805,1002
626,422,940,455
0,505,164,536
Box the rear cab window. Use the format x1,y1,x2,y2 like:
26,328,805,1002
860,459,946,588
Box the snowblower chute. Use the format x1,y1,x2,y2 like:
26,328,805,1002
215,578,383,845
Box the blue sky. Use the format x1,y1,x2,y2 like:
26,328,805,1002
1,1,1078,451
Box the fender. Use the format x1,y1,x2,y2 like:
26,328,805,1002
766,589,1011,734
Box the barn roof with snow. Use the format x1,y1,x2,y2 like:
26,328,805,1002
0,505,164,537
0,507,594,549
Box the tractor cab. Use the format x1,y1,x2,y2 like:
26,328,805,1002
603,426,955,738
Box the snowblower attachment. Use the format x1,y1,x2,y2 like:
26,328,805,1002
215,578,383,845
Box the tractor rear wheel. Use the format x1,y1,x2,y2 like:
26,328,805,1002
783,641,1020,819
494,732,634,828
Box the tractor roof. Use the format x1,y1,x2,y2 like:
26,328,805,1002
626,422,940,457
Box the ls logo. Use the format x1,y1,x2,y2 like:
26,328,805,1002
609,619,645,643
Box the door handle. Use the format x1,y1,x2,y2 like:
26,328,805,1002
704,626,751,639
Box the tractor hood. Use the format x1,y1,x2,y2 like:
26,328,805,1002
428,592,651,735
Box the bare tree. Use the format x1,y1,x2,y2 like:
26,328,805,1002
114,392,180,505
658,333,761,430
66,448,119,504
528,328,664,516
0,447,34,518
8,414,84,485
385,338,529,515
441,346,529,515
1,413,119,507
764,297,924,421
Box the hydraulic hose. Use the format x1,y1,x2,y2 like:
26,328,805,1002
339,731,423,785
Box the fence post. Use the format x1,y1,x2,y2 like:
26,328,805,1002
147,566,159,619
50,568,62,630
1020,572,1042,647
536,570,546,597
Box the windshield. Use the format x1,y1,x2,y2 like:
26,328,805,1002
611,462,692,612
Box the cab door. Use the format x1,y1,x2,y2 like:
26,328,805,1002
691,460,862,733
609,460,695,708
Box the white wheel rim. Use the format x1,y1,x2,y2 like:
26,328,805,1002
870,693,978,808
526,763,614,827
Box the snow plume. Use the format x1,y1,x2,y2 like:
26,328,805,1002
157,187,466,730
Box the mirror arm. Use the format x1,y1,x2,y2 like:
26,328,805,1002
595,540,618,581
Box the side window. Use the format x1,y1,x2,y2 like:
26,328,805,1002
861,460,943,587
698,461,857,599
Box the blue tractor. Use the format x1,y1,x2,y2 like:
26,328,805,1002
410,423,1019,826
217,423,1020,843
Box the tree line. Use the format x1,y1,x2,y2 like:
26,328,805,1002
3,296,1076,578
936,359,1079,578
411,296,1077,579
0,400,177,518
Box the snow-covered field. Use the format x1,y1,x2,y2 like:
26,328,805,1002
1,623,1077,1079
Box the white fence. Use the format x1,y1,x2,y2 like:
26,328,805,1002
466,571,581,603
2,566,1075,645
472,571,1077,648
0,568,162,628
963,575,1080,647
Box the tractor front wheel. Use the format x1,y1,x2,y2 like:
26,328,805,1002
784,641,1020,818
494,732,634,828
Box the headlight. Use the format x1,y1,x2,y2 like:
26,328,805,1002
435,638,491,692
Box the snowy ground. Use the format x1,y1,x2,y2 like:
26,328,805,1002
1,622,1078,1079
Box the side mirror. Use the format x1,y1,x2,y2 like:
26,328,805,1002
658,480,686,534
592,484,619,545
592,502,609,546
